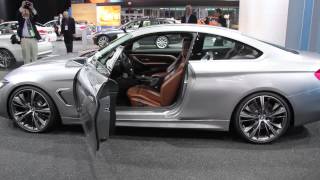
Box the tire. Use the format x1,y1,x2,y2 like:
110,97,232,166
233,92,291,144
155,36,169,49
97,35,110,48
8,86,58,133
0,48,15,69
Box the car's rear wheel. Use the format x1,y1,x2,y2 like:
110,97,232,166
97,35,110,48
234,92,291,144
0,48,15,69
9,86,58,133
155,36,169,49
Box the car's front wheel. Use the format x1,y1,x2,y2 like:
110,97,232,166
9,86,58,133
234,92,291,144
0,48,15,69
97,35,110,48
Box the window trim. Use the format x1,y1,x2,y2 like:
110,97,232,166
190,33,264,61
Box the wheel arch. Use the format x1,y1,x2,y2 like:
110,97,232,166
98,34,111,40
6,84,62,122
229,90,295,131
0,47,17,62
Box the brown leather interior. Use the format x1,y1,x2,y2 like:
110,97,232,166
127,38,191,107
129,54,177,67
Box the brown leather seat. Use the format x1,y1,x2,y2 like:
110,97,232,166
152,39,190,78
127,38,191,107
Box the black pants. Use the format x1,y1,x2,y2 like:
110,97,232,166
64,34,73,53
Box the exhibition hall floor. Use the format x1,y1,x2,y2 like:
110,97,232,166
0,41,320,180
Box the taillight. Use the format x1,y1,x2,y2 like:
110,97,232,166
314,69,320,80
38,29,47,35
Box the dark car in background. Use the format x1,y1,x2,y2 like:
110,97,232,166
93,18,180,48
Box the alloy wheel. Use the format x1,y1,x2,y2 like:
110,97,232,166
155,36,169,49
237,95,289,143
0,49,14,69
98,36,109,48
10,88,53,132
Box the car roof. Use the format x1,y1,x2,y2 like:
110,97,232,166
130,24,291,56
131,18,174,21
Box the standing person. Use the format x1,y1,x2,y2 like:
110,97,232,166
58,13,63,26
17,0,41,64
181,5,197,24
214,8,227,27
61,11,75,53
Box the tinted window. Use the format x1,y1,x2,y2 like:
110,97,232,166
191,34,262,61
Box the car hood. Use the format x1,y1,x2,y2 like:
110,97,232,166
3,57,86,84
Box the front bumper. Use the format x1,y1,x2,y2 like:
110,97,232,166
0,82,11,119
92,35,98,45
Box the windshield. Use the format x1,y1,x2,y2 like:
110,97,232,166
89,33,132,62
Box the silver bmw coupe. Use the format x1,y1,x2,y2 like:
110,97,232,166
1,24,320,147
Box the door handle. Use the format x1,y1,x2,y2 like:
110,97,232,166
142,58,150,61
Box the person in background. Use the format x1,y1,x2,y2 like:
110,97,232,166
17,0,41,64
214,8,227,27
181,5,197,24
61,11,75,53
58,13,63,26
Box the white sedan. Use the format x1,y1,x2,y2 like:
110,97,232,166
0,31,53,68
0,21,57,42
43,20,91,39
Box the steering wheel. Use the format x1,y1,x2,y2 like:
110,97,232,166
120,52,135,76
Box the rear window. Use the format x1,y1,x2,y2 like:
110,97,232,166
262,41,299,54
244,34,299,54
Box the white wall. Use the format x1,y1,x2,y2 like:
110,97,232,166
239,0,290,46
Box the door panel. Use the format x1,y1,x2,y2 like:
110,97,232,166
74,66,112,152
129,54,177,75
74,46,123,152
130,54,176,66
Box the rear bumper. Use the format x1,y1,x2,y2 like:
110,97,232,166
288,88,320,126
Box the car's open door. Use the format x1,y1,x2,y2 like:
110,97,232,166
74,46,123,153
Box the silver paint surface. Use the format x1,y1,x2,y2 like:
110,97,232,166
1,24,320,131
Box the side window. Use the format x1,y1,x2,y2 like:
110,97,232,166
126,21,141,30
131,33,184,52
45,22,53,27
151,20,161,25
191,34,262,60
160,20,174,24
142,20,151,27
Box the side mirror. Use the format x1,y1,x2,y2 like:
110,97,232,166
120,26,127,33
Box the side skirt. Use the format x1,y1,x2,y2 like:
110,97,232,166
115,119,230,131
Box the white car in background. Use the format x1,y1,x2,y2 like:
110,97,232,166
0,21,57,42
0,29,53,68
35,23,57,42
0,21,19,34
43,20,93,40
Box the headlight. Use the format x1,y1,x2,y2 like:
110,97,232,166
0,80,9,89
